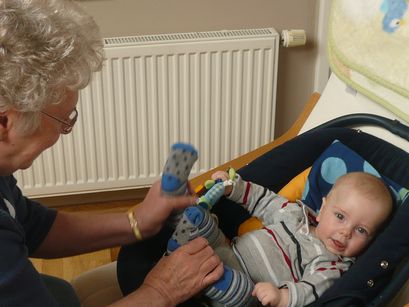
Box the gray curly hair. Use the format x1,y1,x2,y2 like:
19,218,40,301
0,0,104,134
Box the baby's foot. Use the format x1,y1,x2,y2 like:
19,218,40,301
161,143,198,227
167,206,220,253
161,143,198,196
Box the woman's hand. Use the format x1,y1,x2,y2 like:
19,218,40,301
133,180,196,239
142,237,224,306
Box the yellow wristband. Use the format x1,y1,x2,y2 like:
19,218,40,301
127,208,143,241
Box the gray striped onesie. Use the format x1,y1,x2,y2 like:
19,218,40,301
214,176,354,306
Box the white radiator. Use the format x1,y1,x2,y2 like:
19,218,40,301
15,28,280,198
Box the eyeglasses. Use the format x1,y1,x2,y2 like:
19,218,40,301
41,108,78,134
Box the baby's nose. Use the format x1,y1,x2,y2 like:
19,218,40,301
340,227,352,238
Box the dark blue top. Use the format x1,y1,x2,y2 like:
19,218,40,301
0,175,58,306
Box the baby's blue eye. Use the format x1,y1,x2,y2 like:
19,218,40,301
356,227,368,235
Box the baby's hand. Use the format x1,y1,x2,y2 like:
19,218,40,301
211,171,232,196
252,282,288,307
211,170,229,181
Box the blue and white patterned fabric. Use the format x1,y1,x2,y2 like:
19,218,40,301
302,140,409,212
198,181,226,210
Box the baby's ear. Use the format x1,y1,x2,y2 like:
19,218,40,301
316,197,327,222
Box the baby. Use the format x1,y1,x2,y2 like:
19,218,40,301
167,170,393,307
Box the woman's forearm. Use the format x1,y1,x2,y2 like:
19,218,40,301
33,211,134,258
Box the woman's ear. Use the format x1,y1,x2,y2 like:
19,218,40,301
0,114,8,141
316,197,327,222
0,115,8,127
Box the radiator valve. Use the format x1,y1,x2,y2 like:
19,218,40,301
281,29,307,47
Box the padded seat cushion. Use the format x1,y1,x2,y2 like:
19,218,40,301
212,127,409,306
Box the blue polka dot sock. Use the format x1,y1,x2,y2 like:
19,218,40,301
167,205,224,253
161,143,198,227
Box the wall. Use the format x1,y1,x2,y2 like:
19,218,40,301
78,0,320,137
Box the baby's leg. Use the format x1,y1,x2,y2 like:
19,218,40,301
163,144,254,306
167,205,254,307
167,179,232,251
206,266,255,307
161,143,198,226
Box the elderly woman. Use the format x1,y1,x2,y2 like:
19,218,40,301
0,0,222,306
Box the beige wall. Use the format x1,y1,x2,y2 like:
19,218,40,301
79,0,320,137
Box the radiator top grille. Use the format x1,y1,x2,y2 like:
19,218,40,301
104,28,276,47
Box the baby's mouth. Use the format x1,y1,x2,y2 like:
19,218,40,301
331,239,346,251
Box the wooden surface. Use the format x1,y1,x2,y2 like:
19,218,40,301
30,92,320,283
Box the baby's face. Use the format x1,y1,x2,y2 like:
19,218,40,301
314,191,388,257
